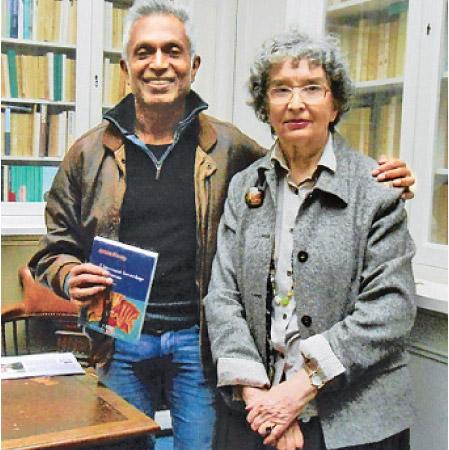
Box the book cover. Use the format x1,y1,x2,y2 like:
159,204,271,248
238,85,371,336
79,236,158,342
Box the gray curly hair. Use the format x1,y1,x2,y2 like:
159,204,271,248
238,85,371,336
122,0,196,61
248,30,353,130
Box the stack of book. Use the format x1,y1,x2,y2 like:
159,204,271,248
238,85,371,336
1,164,58,202
2,0,77,44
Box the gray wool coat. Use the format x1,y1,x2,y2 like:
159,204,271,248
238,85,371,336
204,133,416,449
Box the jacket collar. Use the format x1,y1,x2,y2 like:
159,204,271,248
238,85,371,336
257,132,350,206
101,90,215,152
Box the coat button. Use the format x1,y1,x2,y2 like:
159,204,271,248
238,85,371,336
297,251,308,262
301,315,312,327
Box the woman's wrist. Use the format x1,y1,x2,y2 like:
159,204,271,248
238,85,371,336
241,386,267,404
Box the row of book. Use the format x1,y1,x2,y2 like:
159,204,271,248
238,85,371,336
330,7,407,82
1,106,76,158
338,95,402,159
103,1,129,50
103,57,130,107
1,0,77,44
1,164,58,202
1,49,76,101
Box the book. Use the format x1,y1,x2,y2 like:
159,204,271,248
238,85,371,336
79,236,158,342
42,165,58,201
53,53,63,101
2,165,10,202
9,0,19,38
1,0,9,38
4,107,12,155
1,53,11,98
1,352,84,380
39,103,48,156
6,48,18,98
395,11,407,77
23,0,33,39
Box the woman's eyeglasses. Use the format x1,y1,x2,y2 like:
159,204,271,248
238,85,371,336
267,84,329,105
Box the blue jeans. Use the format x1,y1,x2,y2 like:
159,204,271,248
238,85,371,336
97,325,216,450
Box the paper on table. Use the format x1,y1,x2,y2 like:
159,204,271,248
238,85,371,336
1,352,85,380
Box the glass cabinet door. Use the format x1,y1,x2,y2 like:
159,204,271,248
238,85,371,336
102,0,131,111
1,0,78,204
430,9,448,245
326,0,408,160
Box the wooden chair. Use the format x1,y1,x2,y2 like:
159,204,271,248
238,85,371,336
1,266,91,365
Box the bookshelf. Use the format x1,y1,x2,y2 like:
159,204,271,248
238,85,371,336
325,0,448,302
1,0,78,211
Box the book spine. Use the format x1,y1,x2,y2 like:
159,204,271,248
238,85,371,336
31,0,38,40
2,0,10,38
47,51,54,100
58,110,67,157
61,53,67,101
32,105,41,157
53,53,62,101
39,103,48,157
17,0,24,38
3,166,11,202
10,0,19,38
68,0,77,44
23,0,33,39
4,108,11,156
67,109,75,150
7,49,19,98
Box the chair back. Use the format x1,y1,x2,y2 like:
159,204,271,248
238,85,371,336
1,267,90,365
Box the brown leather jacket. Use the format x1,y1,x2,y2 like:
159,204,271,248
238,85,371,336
29,107,265,371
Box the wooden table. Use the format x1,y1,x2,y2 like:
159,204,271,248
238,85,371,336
2,371,160,449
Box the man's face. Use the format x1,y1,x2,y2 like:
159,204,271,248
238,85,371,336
121,14,200,108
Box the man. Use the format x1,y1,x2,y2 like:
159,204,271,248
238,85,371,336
29,1,415,449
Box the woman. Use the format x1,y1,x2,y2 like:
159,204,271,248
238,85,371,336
204,31,415,450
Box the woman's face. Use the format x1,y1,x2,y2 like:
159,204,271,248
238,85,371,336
266,58,338,150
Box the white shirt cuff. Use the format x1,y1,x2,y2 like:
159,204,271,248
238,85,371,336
217,357,270,388
299,334,345,382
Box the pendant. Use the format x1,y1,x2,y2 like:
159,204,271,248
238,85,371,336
274,291,293,307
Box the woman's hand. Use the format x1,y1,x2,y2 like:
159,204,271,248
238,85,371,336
245,369,317,446
372,156,415,200
275,421,304,450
